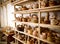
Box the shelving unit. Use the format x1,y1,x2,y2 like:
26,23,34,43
11,0,60,44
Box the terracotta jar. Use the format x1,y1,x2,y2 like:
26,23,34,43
27,26,32,35
47,32,53,42
30,39,34,44
33,27,39,37
28,4,33,10
27,16,31,22
22,17,27,22
49,0,57,6
40,17,45,23
50,18,58,25
32,2,39,9
16,6,22,11
41,0,48,8
17,25,24,31
44,13,50,24
16,17,20,21
42,32,47,39
27,40,30,44
19,16,22,21
55,36,60,44
22,6,28,10
31,15,38,23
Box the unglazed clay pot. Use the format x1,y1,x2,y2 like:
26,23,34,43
33,2,39,9
47,32,53,42
26,26,32,35
16,17,20,21
22,6,28,10
44,13,50,24
19,16,22,21
31,15,38,23
30,39,34,44
41,0,48,8
33,29,38,37
49,0,57,6
22,17,27,22
33,27,39,37
26,16,31,22
17,25,24,31
42,32,47,39
50,19,58,25
27,39,30,44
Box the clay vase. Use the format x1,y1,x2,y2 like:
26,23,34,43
41,0,48,8
49,0,57,6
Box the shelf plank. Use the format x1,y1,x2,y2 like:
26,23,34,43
13,9,39,14
11,0,28,5
40,39,54,44
13,20,60,32
40,8,60,12
40,5,60,10
39,5,60,12
13,20,60,29
40,24,60,29
13,35,25,44
13,5,60,14
13,20,39,26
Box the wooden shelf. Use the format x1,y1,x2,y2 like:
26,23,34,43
39,5,60,12
13,20,60,30
13,0,60,44
13,9,39,14
11,0,29,5
13,35,25,44
40,39,54,44
13,20,39,26
13,29,54,44
13,5,60,14
40,24,60,29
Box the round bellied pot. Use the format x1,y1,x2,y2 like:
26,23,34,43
44,13,50,24
22,6,28,10
50,18,58,25
19,16,23,21
42,32,47,39
26,26,32,35
49,0,57,6
33,30,38,37
41,0,49,8
47,32,53,42
31,14,38,23
22,17,27,22
32,2,39,9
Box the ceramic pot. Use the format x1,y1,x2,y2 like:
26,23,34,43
41,0,48,8
31,15,38,23
22,17,27,22
50,19,58,25
22,6,28,10
44,14,50,24
49,0,57,6
33,2,39,9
